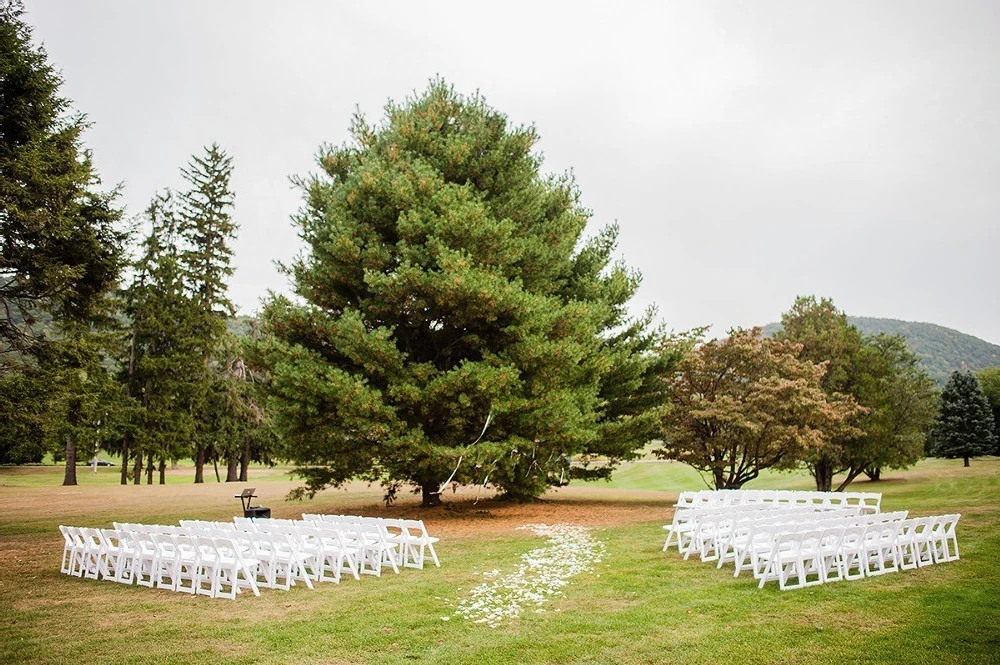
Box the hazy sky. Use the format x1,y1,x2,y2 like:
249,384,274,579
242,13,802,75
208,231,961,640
25,1,1000,343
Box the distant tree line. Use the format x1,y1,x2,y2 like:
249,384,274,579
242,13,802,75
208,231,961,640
0,3,276,484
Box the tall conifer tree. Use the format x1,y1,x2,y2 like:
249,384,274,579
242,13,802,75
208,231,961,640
121,194,202,483
176,144,238,482
260,81,668,505
0,2,127,484
933,371,997,466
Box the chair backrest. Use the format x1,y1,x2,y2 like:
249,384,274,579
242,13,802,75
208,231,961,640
934,514,961,536
100,528,121,550
81,527,104,550
151,532,178,557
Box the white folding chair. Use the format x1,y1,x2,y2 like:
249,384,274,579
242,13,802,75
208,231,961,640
79,527,105,580
132,529,160,588
757,528,826,590
861,520,902,577
212,536,261,600
400,519,440,568
58,526,82,576
894,518,922,571
930,514,961,563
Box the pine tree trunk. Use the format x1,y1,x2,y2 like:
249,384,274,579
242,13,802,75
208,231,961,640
158,458,166,485
120,433,130,485
964,456,970,467
239,440,250,482
62,432,78,486
226,454,239,482
145,455,154,485
213,458,221,482
421,481,442,507
194,445,205,483
133,451,142,485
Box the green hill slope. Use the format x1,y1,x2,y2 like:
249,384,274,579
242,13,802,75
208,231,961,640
763,317,1000,385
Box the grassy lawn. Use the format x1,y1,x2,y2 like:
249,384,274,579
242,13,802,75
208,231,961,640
1,458,998,664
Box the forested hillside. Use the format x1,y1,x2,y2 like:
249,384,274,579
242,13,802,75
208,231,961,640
764,317,1000,385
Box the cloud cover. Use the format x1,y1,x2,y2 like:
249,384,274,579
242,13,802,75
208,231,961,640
25,0,1000,343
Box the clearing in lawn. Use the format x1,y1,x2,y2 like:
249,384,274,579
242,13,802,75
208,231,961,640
1,458,998,664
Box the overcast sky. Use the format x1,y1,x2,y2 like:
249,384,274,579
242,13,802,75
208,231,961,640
25,0,1000,344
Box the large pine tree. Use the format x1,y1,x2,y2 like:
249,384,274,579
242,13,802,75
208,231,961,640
260,81,666,505
1,2,127,485
933,371,997,466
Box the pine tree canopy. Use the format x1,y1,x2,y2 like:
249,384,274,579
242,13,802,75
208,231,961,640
260,80,669,505
0,0,125,364
934,370,997,465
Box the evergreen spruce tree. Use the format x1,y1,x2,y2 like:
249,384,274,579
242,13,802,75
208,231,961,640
260,81,667,506
176,144,238,482
933,371,997,466
0,1,124,365
0,2,127,484
121,194,202,484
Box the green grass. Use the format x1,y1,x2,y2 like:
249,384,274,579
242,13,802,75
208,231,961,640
1,458,998,664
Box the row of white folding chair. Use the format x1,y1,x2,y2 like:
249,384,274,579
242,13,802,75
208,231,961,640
303,515,408,570
676,490,882,514
715,509,864,570
752,519,889,588
235,518,380,579
118,522,315,594
59,525,114,580
752,514,955,590
688,507,866,562
663,504,837,553
303,514,441,569
894,514,961,570
119,524,262,599
672,506,824,558
732,511,909,578
61,524,260,599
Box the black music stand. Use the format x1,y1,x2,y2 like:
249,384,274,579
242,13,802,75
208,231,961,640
235,487,270,519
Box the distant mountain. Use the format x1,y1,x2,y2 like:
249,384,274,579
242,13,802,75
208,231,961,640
762,317,1000,385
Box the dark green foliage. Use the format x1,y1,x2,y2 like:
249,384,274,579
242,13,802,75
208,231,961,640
0,367,48,463
119,146,263,484
177,144,240,482
178,143,236,319
0,1,124,363
0,1,127,483
261,81,667,505
933,371,997,465
764,317,1000,386
853,334,939,482
120,194,203,482
975,367,1000,453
